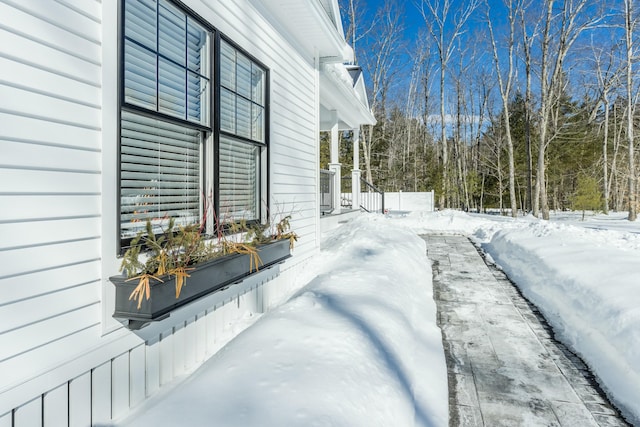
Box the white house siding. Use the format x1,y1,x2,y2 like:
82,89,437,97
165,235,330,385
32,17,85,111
0,0,105,423
0,0,321,424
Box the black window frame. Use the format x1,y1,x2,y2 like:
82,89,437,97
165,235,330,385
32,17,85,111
214,35,269,227
117,0,270,252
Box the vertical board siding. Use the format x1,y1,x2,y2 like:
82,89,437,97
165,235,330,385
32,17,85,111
145,338,161,398
159,331,174,386
205,308,219,355
129,345,146,409
195,313,207,364
184,318,197,372
43,383,68,427
172,323,187,378
68,373,91,427
12,397,41,427
111,353,130,420
91,363,111,425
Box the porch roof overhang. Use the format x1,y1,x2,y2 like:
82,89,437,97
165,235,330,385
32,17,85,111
319,63,377,131
253,0,353,63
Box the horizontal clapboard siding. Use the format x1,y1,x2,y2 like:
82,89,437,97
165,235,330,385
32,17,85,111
0,0,104,414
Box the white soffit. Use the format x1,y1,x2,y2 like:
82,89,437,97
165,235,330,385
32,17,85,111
256,0,353,62
319,63,376,129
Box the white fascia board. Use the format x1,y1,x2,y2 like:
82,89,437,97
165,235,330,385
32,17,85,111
330,0,346,42
303,0,353,62
319,67,376,128
255,0,353,62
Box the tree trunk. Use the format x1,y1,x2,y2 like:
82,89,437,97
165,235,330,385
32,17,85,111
625,0,637,220
603,98,610,214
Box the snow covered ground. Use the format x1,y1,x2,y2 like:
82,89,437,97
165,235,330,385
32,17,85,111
115,210,640,426
397,209,640,425
116,216,449,427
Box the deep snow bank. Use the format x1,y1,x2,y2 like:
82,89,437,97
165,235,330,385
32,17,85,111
483,222,640,425
118,215,448,427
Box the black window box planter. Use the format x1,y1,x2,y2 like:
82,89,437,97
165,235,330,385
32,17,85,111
110,239,291,329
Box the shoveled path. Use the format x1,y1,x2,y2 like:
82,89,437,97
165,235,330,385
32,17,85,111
422,234,630,427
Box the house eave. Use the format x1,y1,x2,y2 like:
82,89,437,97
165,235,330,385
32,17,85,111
319,64,376,130
252,0,353,62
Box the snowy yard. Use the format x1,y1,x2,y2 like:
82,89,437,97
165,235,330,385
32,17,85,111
115,210,640,426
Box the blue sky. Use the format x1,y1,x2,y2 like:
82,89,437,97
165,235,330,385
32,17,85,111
341,0,623,118
352,0,509,46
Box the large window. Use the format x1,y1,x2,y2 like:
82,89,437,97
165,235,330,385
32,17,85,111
218,40,267,222
119,0,268,246
120,0,210,241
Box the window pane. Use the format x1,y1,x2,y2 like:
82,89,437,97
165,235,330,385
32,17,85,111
159,0,186,66
220,88,236,133
187,17,208,75
236,53,251,99
251,65,264,105
120,110,201,239
219,136,259,221
125,0,157,49
123,0,210,126
158,58,187,119
220,40,236,90
236,96,251,139
218,39,266,143
188,71,209,124
252,104,264,142
124,39,157,109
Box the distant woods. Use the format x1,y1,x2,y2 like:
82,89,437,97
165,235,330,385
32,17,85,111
336,0,639,220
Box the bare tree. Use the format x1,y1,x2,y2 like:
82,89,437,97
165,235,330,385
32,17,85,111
416,0,480,208
590,38,622,215
359,0,405,185
486,0,520,217
533,0,600,219
624,0,637,220
518,0,539,214
480,107,509,214
340,0,375,65
406,41,433,191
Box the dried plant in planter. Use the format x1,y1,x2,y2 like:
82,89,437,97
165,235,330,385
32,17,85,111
120,219,220,308
275,215,298,249
118,216,297,309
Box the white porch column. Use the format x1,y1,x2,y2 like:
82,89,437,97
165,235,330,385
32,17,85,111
328,110,341,214
351,127,361,210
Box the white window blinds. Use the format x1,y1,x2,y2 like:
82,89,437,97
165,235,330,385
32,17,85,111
120,110,202,239
219,136,259,222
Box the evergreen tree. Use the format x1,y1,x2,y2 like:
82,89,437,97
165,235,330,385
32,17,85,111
572,175,603,220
